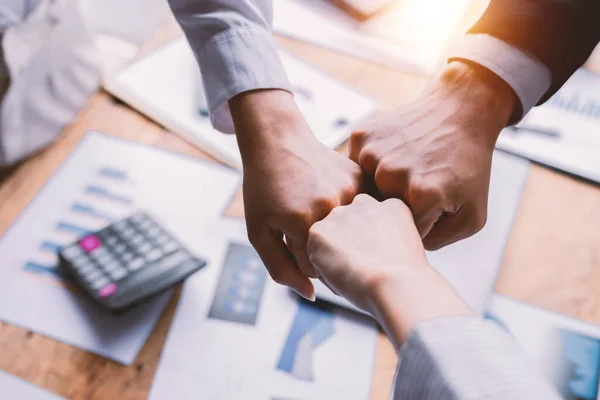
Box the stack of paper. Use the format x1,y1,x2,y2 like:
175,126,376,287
497,68,600,184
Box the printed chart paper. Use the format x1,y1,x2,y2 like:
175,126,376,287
103,37,379,169
0,370,65,400
316,150,531,315
148,218,378,400
486,295,600,400
497,69,600,184
0,131,240,364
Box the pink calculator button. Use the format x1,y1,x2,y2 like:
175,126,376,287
79,235,101,253
98,283,117,298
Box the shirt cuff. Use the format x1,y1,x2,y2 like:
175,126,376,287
394,316,560,400
448,33,552,124
187,27,293,134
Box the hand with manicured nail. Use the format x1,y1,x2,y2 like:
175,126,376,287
230,90,363,301
307,194,472,343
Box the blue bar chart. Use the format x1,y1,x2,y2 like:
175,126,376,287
277,300,335,381
22,166,135,281
208,243,267,326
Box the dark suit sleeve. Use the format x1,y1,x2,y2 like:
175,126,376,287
469,0,600,103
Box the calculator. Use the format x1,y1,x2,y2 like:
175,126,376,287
58,212,206,313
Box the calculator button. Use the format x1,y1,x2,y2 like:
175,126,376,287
128,235,144,246
79,235,102,253
109,267,128,281
105,235,118,247
137,242,153,253
122,227,136,238
121,252,135,262
154,235,170,245
91,249,113,264
90,276,110,290
75,261,96,275
162,241,179,254
146,226,162,237
101,260,121,272
127,258,145,271
62,245,83,260
114,244,127,254
145,249,163,262
139,219,153,230
83,269,104,283
98,283,117,298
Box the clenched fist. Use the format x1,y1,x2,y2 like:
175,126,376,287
350,61,517,250
230,89,363,301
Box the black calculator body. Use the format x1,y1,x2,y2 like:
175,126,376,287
58,212,206,313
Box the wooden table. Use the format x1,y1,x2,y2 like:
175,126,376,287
1,31,600,399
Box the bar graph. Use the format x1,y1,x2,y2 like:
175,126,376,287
276,300,335,381
208,243,267,326
22,166,136,281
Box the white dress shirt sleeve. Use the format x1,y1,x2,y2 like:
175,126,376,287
392,316,561,400
168,0,293,134
448,33,552,124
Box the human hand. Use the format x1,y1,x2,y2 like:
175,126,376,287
229,89,363,301
307,194,472,345
307,194,427,313
349,61,517,250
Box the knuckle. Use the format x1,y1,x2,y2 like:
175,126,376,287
284,205,311,226
357,144,380,169
409,176,445,205
313,194,338,211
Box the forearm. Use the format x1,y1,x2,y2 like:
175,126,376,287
368,266,560,399
228,89,311,164
369,265,473,350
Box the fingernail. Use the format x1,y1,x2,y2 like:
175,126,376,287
295,288,316,302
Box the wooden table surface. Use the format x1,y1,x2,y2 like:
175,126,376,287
1,30,600,400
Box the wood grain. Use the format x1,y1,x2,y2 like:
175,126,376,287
1,9,599,399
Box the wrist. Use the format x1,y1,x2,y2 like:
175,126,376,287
369,265,473,350
430,60,517,147
228,89,314,163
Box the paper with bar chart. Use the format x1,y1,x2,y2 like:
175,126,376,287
0,131,240,364
148,218,378,400
485,295,600,400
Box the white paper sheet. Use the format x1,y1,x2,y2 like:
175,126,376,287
485,295,600,399
0,131,240,364
103,37,379,169
148,217,378,400
0,370,65,400
315,150,530,315
497,69,600,184
273,0,475,75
